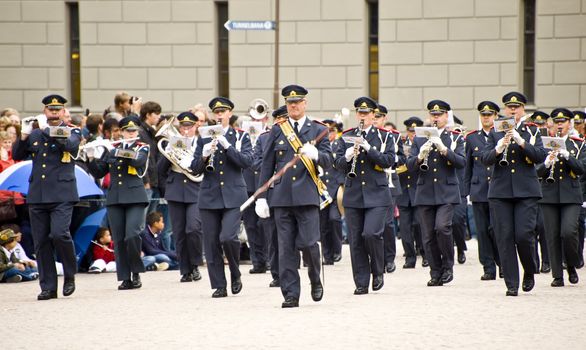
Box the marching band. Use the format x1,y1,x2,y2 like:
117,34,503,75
16,89,586,305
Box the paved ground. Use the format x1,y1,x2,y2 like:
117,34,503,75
2,240,586,349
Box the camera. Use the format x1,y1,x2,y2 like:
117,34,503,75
129,96,140,105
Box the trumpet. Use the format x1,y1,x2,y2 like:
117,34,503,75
419,121,437,171
206,132,221,172
347,120,365,178
499,130,513,167
78,137,139,160
546,128,563,183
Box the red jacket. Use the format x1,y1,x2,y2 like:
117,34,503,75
92,241,115,263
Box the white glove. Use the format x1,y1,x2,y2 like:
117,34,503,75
430,136,447,153
100,139,114,151
495,138,506,154
512,130,525,146
417,141,432,161
202,142,213,157
300,143,318,161
94,146,105,159
21,119,33,135
360,139,371,152
345,147,355,162
582,201,586,209
179,156,194,171
466,195,472,205
558,149,570,159
85,146,95,159
255,198,270,218
217,135,231,149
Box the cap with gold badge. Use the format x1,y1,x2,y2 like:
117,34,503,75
272,105,288,119
375,104,388,118
176,111,197,125
477,101,500,115
427,100,451,115
530,111,549,126
550,108,573,122
281,85,308,103
208,97,234,112
119,116,140,131
502,92,527,107
403,116,423,132
572,110,586,125
42,94,67,110
0,228,17,245
354,97,377,113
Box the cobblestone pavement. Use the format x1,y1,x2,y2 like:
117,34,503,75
3,241,585,349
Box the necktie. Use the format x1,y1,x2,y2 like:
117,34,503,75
294,121,299,134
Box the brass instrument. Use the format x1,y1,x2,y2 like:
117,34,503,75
76,137,139,161
499,132,511,167
419,121,437,171
347,120,365,178
205,131,222,172
156,115,202,182
546,128,563,183
248,98,269,120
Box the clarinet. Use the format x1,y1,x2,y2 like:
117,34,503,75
347,120,365,178
419,121,437,171
546,128,563,183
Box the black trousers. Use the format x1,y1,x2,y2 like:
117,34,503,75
107,204,147,281
472,202,500,275
383,207,396,265
345,206,387,288
578,208,585,265
489,198,538,290
541,204,581,279
274,206,321,299
260,213,279,280
533,207,550,268
242,194,267,268
168,201,203,275
319,201,343,262
452,199,468,253
200,208,241,289
418,204,455,279
399,204,423,265
29,202,77,292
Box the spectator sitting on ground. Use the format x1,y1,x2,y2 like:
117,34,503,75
141,211,177,271
2,224,37,273
88,227,116,274
0,229,38,283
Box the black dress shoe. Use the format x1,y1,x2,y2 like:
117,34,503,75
441,269,454,284
37,290,58,300
568,266,579,284
551,278,564,287
212,288,228,298
480,273,496,281
269,278,280,288
322,260,334,265
385,262,396,273
249,266,267,274
118,280,134,290
231,277,242,294
372,274,384,291
457,251,466,264
63,277,76,297
540,262,551,273
577,260,584,269
192,267,202,281
333,254,342,262
499,269,504,279
427,278,443,287
353,286,368,295
506,288,518,296
311,282,323,302
522,273,535,292
422,259,429,267
132,273,142,289
180,273,193,283
281,296,299,308
403,262,415,269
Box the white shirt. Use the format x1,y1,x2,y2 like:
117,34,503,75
290,116,308,133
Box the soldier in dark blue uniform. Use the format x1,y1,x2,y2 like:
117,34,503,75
536,108,585,287
397,117,426,268
319,120,345,265
572,110,586,268
12,94,81,300
450,116,468,265
254,105,289,287
334,97,395,295
481,91,547,296
256,85,330,308
407,100,465,286
158,112,203,283
88,117,150,290
373,104,404,273
191,97,253,298
464,101,500,280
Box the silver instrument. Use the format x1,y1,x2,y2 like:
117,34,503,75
248,98,269,120
546,128,563,183
419,121,437,171
499,131,512,167
347,120,365,178
198,125,224,172
156,115,202,182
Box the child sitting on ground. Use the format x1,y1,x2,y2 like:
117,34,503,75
88,227,116,273
0,229,38,283
141,211,178,271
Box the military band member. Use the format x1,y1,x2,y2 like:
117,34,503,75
450,117,468,265
572,110,586,137
158,112,204,283
573,110,586,267
319,120,345,265
12,95,81,300
189,97,252,298
373,104,404,273
87,117,150,290
481,91,547,296
536,108,584,286
464,101,500,280
407,100,465,286
397,117,426,268
256,85,329,308
334,97,395,294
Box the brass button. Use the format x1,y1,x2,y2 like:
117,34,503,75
118,181,122,185
119,160,123,163
292,176,296,181
183,179,187,183
433,168,437,172
511,160,515,164
559,176,563,180
118,174,122,177
220,171,224,175
511,169,515,174
44,143,48,146
488,176,491,180
293,165,297,169
220,181,224,186
407,184,410,188
486,167,490,171
361,181,366,185
325,171,329,175
219,161,223,164
361,160,365,164
560,169,564,172
279,151,283,156
42,164,46,168
433,158,437,162
361,170,365,174
43,153,47,157
117,166,121,170
559,161,564,165
254,171,258,175
407,176,411,179
475,157,478,160
434,178,437,182
41,174,46,179
511,150,515,154
326,179,329,183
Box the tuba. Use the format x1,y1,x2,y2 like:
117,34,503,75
249,98,269,120
156,115,202,182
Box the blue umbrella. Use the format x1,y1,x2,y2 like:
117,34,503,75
0,160,103,197
73,208,107,266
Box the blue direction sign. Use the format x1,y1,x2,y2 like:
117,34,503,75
224,20,276,31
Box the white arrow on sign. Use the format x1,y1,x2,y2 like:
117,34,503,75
224,20,276,31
